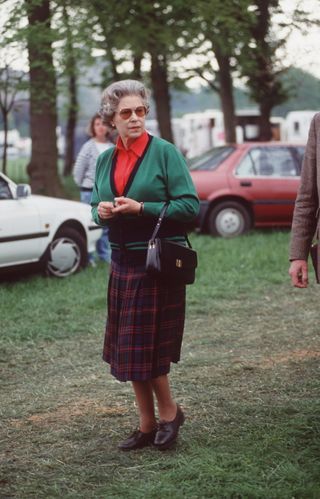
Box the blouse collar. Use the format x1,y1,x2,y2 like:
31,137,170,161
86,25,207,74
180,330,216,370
116,131,149,157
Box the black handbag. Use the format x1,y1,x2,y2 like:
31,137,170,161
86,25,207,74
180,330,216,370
145,204,198,285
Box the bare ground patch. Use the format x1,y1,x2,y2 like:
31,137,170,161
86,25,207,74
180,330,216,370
258,348,320,368
9,397,128,429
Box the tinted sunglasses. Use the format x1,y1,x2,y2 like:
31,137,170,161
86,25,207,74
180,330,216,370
117,106,147,120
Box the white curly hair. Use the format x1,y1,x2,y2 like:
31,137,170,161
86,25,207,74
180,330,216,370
99,79,150,126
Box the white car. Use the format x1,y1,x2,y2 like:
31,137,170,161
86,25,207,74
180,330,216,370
0,172,102,278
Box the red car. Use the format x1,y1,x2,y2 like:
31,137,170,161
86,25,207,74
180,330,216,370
189,142,305,237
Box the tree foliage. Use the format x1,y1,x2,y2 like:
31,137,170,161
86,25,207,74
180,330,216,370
84,0,192,142
240,0,319,139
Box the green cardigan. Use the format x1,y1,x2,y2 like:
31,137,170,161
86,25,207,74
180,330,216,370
91,134,199,252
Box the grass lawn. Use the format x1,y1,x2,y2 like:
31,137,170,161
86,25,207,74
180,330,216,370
1,231,319,498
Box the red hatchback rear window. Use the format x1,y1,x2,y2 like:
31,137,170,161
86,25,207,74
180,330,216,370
188,146,235,171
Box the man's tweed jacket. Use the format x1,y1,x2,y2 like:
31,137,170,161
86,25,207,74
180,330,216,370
290,112,320,269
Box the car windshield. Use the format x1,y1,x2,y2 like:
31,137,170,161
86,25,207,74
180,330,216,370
188,146,235,171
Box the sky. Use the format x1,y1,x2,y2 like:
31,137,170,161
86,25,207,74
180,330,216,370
286,29,320,78
279,0,320,79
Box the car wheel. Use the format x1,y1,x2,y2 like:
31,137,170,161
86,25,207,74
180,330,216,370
208,201,251,237
45,227,87,277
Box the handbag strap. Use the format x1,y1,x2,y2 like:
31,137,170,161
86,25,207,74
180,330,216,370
185,234,192,248
150,202,193,249
150,203,169,242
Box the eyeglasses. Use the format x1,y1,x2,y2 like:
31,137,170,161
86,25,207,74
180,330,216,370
117,106,147,120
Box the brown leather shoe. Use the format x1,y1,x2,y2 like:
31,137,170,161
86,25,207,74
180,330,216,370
118,428,157,451
154,405,185,450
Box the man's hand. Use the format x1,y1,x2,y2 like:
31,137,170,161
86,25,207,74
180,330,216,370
289,259,308,288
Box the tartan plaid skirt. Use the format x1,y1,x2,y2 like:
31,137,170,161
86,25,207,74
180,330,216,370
103,259,186,381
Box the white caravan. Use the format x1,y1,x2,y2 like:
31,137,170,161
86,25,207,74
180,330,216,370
283,111,317,142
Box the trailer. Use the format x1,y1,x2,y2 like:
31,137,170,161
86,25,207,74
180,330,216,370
146,108,317,158
282,110,317,142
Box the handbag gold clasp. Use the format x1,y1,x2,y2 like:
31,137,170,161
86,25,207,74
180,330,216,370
176,259,182,268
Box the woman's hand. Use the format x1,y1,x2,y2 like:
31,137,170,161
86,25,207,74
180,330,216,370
112,196,141,215
98,201,115,219
289,259,308,288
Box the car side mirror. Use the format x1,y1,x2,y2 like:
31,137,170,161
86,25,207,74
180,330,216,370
16,184,31,198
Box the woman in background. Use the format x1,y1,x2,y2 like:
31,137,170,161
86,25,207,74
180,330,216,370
91,79,199,451
73,113,114,264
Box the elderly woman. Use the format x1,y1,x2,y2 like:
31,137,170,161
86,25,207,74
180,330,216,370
73,113,114,263
91,80,199,451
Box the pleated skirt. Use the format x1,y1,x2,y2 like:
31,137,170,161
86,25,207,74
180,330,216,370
103,259,186,381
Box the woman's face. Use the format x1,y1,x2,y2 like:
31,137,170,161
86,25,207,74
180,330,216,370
93,118,109,142
113,95,147,146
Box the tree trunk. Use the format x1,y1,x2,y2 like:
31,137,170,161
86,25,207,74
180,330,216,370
107,46,120,81
241,0,287,141
26,0,64,196
253,1,273,142
150,52,174,143
1,110,8,175
215,47,236,143
132,54,143,80
259,102,273,141
63,72,78,176
62,4,78,177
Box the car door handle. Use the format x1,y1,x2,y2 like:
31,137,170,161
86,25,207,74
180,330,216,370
240,181,252,187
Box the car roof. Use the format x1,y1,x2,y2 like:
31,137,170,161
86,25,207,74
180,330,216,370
235,141,305,148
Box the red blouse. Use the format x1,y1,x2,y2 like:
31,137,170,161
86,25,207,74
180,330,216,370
114,131,149,195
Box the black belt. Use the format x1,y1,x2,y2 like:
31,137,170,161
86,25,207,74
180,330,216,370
80,187,93,192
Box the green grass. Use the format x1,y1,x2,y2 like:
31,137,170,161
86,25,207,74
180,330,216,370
4,158,79,199
1,231,319,498
4,157,29,183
